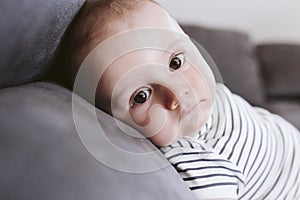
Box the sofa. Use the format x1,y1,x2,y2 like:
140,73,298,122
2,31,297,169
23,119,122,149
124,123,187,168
1,0,299,200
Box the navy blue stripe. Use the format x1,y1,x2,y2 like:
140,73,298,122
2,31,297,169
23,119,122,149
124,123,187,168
173,158,231,168
177,165,242,174
167,151,211,160
213,101,220,139
281,144,296,199
236,126,248,167
292,180,300,199
242,111,256,174
240,119,273,199
236,101,250,167
190,182,237,190
219,89,235,155
187,140,194,148
211,90,227,148
227,102,243,160
260,163,284,199
291,162,300,199
245,115,264,177
183,173,244,184
203,122,209,140
264,123,287,200
248,123,276,200
177,140,184,147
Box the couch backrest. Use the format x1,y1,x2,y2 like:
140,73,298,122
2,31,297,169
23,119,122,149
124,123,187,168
181,25,266,106
256,44,300,99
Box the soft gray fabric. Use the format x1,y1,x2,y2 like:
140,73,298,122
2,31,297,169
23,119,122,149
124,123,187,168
0,0,85,89
181,25,265,106
256,44,300,98
266,100,300,130
0,82,196,200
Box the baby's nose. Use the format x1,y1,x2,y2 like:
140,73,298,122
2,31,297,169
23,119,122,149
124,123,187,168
167,99,179,110
166,88,189,110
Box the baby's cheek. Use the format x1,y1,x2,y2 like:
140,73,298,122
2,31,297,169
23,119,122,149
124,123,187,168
149,121,179,146
129,104,168,139
128,106,150,127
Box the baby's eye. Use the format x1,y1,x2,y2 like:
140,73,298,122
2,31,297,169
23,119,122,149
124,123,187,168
169,53,185,71
131,88,152,105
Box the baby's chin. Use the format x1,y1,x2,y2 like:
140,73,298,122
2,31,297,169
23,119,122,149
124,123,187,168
148,130,191,147
147,121,203,147
149,133,179,147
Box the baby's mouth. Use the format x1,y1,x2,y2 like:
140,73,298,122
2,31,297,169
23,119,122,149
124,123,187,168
182,99,206,119
182,103,199,119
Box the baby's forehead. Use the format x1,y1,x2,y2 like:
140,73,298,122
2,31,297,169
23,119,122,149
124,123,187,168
101,51,169,83
88,28,190,69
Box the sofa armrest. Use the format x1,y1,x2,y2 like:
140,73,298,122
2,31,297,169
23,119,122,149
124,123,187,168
256,44,300,99
0,82,196,200
0,0,84,89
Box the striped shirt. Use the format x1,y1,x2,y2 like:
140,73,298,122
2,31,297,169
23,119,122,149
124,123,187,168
160,83,300,200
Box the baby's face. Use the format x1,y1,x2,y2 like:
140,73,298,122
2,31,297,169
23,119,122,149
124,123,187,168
95,1,216,146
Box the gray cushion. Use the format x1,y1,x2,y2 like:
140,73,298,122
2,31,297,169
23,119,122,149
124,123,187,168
181,25,265,106
266,100,300,130
0,82,196,200
0,0,84,89
256,44,300,98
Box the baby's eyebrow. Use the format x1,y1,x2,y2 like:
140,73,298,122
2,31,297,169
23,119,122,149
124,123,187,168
165,37,187,53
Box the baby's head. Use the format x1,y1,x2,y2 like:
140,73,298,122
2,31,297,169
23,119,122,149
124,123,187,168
56,0,216,146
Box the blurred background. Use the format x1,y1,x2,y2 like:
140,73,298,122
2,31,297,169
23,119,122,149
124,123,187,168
156,0,300,44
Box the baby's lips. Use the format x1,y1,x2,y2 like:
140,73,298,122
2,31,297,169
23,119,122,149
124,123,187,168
182,99,205,119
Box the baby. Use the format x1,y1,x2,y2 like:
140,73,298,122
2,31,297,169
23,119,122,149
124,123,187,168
53,0,300,199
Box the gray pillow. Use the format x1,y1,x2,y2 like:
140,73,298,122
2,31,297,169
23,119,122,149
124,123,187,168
256,44,300,98
0,0,84,89
181,25,266,106
0,82,196,200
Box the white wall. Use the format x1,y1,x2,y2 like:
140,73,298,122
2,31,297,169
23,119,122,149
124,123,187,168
156,0,300,44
